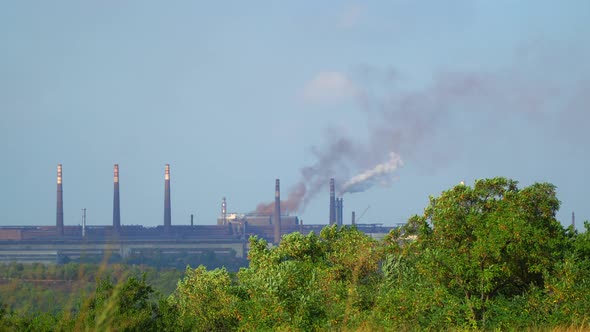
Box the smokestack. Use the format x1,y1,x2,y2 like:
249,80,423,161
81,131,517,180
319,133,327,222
221,197,227,225
164,164,171,230
82,208,87,238
339,198,344,226
56,164,64,236
113,164,121,234
274,179,282,244
329,178,336,225
351,211,356,226
572,211,575,229
336,197,340,226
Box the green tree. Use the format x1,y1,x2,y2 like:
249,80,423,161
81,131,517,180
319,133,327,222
392,177,568,328
78,274,157,331
168,265,239,331
236,227,382,331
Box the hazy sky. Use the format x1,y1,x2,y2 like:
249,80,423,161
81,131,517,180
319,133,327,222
1,1,589,229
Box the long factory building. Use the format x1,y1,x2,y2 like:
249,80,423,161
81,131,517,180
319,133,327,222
0,164,395,264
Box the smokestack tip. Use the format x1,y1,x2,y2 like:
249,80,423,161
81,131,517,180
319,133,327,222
330,178,335,195
114,164,119,182
57,164,63,184
165,164,170,180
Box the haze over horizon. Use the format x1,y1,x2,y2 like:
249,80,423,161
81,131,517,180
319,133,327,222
1,1,589,229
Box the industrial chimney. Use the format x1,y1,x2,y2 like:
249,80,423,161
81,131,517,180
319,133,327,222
273,179,282,244
56,164,64,236
221,197,227,225
113,164,121,234
351,211,356,226
572,211,575,230
337,198,341,225
329,178,336,225
164,164,171,230
338,198,344,226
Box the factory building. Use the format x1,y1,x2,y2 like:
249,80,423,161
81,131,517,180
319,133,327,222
0,165,396,264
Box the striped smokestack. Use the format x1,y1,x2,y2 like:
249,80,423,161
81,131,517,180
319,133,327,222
113,164,121,233
273,179,281,244
56,164,64,236
164,164,171,229
329,178,336,225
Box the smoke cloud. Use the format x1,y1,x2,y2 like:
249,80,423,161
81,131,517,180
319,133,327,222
254,51,588,216
340,152,403,194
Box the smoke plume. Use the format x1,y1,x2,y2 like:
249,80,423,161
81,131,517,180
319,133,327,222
255,51,588,216
340,152,403,194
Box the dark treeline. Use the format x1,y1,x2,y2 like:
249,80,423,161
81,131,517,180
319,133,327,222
1,178,589,331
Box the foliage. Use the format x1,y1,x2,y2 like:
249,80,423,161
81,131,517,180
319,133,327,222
168,265,240,331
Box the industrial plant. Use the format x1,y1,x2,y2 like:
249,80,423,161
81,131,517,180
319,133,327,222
0,164,395,264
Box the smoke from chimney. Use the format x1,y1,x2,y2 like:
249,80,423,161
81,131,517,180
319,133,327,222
255,51,588,215
340,152,403,194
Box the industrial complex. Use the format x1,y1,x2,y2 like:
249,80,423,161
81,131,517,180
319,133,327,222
0,164,395,264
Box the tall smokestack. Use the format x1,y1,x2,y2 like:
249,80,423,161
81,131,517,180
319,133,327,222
164,164,171,230
113,164,121,234
56,164,64,236
336,197,340,225
329,178,336,225
274,179,282,244
221,197,227,225
572,211,575,229
351,211,356,226
339,198,344,226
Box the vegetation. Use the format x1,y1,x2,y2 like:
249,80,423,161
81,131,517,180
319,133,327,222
0,177,588,331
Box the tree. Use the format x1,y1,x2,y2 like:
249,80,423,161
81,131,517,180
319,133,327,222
237,227,383,330
168,265,239,331
78,275,157,331
398,177,568,327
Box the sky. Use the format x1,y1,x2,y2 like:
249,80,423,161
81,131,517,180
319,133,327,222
1,1,589,229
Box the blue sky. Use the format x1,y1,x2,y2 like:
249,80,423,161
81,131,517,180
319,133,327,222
1,1,589,229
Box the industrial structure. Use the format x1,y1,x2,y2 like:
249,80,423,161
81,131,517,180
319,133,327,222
113,164,121,235
0,165,396,264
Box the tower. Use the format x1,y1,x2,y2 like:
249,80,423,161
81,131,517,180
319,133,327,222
56,164,64,236
221,197,227,225
164,164,171,230
329,178,336,225
113,164,121,234
572,211,576,229
338,198,344,226
273,179,282,244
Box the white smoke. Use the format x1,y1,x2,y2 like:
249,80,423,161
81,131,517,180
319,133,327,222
340,152,403,194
